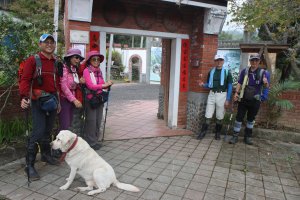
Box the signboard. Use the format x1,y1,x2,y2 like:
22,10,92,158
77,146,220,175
68,0,93,22
180,39,190,92
70,30,89,44
90,32,100,51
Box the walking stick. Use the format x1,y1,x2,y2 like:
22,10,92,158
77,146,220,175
80,85,87,138
102,86,111,143
224,102,237,142
24,104,31,187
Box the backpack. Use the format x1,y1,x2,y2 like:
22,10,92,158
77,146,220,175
240,67,265,100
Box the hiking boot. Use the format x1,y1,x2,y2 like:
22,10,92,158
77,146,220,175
91,143,102,150
25,144,40,181
229,132,239,144
244,128,253,145
197,123,208,140
40,142,60,165
215,124,222,140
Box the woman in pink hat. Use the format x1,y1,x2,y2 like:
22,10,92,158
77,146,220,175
59,48,84,131
82,50,113,150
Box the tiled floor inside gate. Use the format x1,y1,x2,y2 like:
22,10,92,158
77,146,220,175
104,100,193,140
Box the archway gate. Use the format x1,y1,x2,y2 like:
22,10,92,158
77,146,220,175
64,0,227,131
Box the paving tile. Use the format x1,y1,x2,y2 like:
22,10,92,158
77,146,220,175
0,183,19,196
225,188,245,200
245,193,266,200
265,189,285,200
246,185,265,196
246,172,263,180
211,171,228,181
37,184,60,197
188,181,208,192
263,175,281,184
246,177,264,187
264,181,283,192
51,189,77,200
23,192,49,200
148,181,169,192
227,181,245,192
280,178,299,187
171,178,190,188
229,172,245,184
206,185,225,196
209,178,227,187
133,178,152,188
176,171,194,181
95,188,122,200
285,194,300,200
196,169,213,177
203,193,224,200
6,187,32,200
160,193,182,200
184,189,205,200
141,190,163,200
282,185,300,196
165,185,186,197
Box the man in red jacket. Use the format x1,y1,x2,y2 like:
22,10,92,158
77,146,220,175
20,34,61,181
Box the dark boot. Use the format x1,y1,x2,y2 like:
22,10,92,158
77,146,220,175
215,124,222,140
25,143,40,181
40,142,60,165
229,132,239,144
197,123,208,140
244,128,253,145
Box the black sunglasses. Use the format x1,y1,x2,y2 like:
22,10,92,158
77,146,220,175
73,56,81,60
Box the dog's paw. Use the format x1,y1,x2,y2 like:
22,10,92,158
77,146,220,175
60,184,69,190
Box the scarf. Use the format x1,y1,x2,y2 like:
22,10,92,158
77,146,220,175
208,67,226,88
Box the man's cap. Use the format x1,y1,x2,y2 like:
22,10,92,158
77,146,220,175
39,34,55,43
214,54,225,60
249,53,260,60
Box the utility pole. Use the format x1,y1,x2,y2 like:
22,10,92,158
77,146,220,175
53,0,59,54
107,34,114,81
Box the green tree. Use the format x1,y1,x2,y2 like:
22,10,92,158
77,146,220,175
229,0,300,80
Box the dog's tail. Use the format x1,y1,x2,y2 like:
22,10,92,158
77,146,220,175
114,180,140,192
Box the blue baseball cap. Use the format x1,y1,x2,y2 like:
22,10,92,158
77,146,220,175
39,34,55,43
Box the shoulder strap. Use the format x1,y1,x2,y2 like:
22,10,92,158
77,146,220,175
34,54,42,76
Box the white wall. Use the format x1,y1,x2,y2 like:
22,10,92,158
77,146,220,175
122,49,147,74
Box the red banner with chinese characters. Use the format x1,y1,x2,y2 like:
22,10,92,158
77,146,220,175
90,31,100,51
180,39,190,92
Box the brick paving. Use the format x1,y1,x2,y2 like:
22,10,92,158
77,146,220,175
0,134,299,200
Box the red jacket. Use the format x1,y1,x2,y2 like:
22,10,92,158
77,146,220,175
19,52,60,99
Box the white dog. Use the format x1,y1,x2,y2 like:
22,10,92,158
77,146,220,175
51,130,140,195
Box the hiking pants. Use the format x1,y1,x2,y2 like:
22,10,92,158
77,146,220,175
205,90,227,120
233,99,261,132
28,100,57,151
83,101,104,146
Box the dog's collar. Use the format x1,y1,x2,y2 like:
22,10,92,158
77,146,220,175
60,136,78,162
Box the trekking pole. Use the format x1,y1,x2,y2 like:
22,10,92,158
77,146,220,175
80,85,87,138
224,101,237,142
102,86,111,143
24,101,31,187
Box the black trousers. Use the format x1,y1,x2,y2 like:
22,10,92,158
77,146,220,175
236,99,261,123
